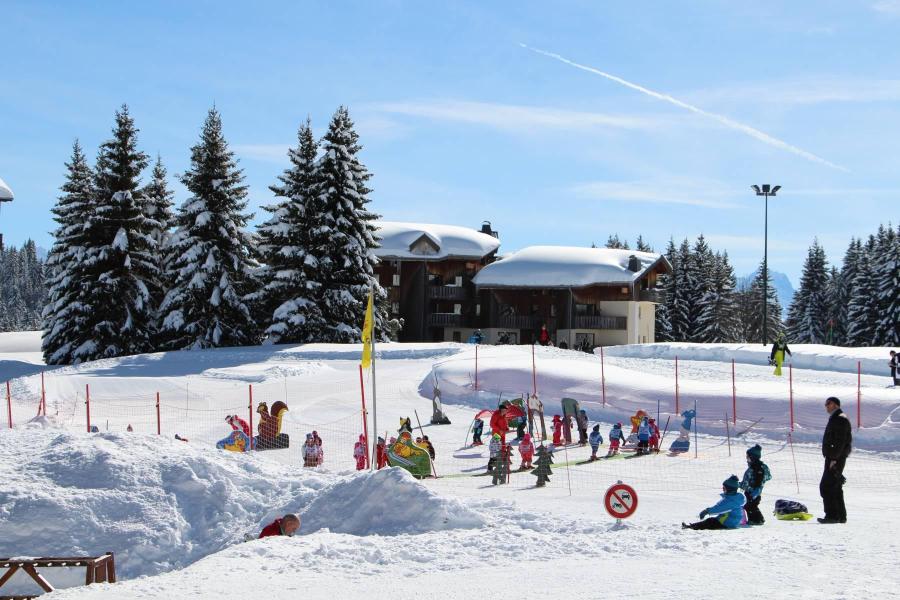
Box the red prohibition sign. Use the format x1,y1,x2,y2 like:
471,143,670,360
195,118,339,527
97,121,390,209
604,482,638,519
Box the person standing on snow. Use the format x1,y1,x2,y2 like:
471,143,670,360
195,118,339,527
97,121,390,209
769,333,792,377
490,404,509,443
637,417,651,455
607,423,626,456
538,323,552,346
889,350,899,387
682,475,746,530
353,434,367,470
472,417,485,446
588,424,604,460
576,409,589,446
819,397,852,524
487,432,502,473
260,514,301,538
518,433,535,469
422,435,436,461
376,437,388,469
552,415,563,446
740,444,771,525
303,434,322,468
648,417,661,453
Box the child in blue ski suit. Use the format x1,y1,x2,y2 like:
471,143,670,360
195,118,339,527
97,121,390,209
588,424,604,460
683,475,746,530
637,417,651,455
607,423,626,456
740,444,771,525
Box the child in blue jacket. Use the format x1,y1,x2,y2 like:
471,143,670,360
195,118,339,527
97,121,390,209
683,475,746,530
588,424,604,460
740,444,771,525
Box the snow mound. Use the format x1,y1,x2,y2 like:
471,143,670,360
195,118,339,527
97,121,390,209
301,468,484,536
0,430,325,584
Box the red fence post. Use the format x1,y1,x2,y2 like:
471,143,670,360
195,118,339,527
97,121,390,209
600,346,607,407
474,345,478,391
156,392,161,435
359,364,370,469
6,380,11,429
86,384,91,433
248,384,254,450
674,356,680,414
531,344,537,396
732,358,736,425
857,361,862,430
788,364,794,432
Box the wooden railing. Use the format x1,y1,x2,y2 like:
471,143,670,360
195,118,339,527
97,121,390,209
426,285,469,300
572,315,627,330
0,553,116,599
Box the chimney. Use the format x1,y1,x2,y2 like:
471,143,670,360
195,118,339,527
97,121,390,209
480,221,499,239
627,255,641,273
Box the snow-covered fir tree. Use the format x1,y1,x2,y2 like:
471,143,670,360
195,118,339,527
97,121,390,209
695,251,739,343
786,239,830,343
0,241,45,331
874,224,900,346
73,104,158,362
823,266,845,345
686,234,714,341
634,235,653,252
159,107,258,350
605,234,629,250
739,259,784,343
41,140,96,363
668,239,693,341
253,118,327,343
141,154,174,315
314,106,387,342
846,238,880,346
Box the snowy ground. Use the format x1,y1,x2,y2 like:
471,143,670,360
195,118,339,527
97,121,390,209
2,332,900,598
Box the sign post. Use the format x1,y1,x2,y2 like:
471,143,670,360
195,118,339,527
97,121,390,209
604,481,638,525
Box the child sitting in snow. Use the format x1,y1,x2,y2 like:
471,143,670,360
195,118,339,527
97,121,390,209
487,433,501,473
682,475,746,530
740,444,772,525
518,433,535,469
552,415,563,446
607,423,626,456
589,424,604,460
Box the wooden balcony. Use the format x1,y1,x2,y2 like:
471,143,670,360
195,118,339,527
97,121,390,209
426,285,469,300
427,313,469,327
572,315,627,330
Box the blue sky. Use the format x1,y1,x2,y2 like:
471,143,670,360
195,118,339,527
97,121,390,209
2,0,900,283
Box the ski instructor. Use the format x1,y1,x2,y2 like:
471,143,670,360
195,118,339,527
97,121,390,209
819,397,852,524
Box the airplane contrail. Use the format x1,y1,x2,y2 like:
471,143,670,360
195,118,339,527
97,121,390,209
521,44,848,172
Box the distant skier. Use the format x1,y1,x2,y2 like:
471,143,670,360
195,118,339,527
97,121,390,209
518,433,535,469
353,434,367,470
552,415,563,446
637,417,651,455
487,433,502,473
740,444,772,525
588,424,604,460
576,409,589,446
682,475,746,530
607,423,626,456
769,333,792,377
648,418,660,453
472,417,485,446
890,350,899,387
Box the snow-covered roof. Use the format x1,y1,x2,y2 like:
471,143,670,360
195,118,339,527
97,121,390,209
473,246,668,288
374,221,500,261
0,177,13,202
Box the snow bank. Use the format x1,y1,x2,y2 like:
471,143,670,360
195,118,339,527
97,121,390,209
603,342,895,377
302,468,484,535
0,430,326,587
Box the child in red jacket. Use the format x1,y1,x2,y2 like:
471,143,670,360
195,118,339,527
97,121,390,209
518,433,535,469
552,415,563,446
353,434,367,470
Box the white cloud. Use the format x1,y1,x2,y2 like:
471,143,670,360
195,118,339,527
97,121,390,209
569,180,740,209
370,100,661,132
687,78,900,106
873,0,900,15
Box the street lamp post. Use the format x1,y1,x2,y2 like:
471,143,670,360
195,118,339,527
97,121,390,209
751,184,781,346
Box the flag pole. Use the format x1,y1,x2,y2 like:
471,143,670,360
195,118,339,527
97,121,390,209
371,316,378,471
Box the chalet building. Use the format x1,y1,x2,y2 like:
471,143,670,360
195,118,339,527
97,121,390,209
373,221,500,343
472,246,671,347
374,221,671,347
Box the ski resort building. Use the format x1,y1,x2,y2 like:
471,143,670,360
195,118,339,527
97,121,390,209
373,221,501,343
374,221,671,347
472,246,671,347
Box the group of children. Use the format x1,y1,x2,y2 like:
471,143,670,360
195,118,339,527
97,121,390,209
302,431,324,467
683,444,772,530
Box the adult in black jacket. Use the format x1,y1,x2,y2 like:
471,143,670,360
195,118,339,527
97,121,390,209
819,396,852,524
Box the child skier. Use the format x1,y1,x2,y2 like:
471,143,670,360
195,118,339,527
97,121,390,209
518,433,535,469
552,415,564,446
487,432,502,473
472,417,484,445
576,409,589,446
740,444,772,525
353,434,367,470
589,424,604,460
376,437,388,469
422,435,436,461
607,423,626,456
303,434,322,468
682,475,746,530
637,417,651,455
648,417,661,453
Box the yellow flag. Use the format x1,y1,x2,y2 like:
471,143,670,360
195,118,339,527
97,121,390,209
361,289,374,369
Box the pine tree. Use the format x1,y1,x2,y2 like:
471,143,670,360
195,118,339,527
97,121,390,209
742,259,784,343
670,238,694,341
159,107,258,350
874,224,900,346
834,238,863,345
635,235,653,252
315,106,387,342
846,238,880,346
532,445,554,487
823,266,845,345
695,252,739,343
41,140,96,364
786,239,830,343
71,105,158,362
253,118,327,343
687,235,714,341
142,154,174,319
605,234,629,250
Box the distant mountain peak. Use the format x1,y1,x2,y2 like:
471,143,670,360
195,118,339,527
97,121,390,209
737,269,795,319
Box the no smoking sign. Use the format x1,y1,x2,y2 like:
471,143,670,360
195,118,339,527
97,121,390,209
604,481,638,520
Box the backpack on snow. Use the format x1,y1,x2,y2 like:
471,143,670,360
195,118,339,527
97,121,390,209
773,499,813,521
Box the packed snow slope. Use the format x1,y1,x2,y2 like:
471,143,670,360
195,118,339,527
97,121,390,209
2,334,900,598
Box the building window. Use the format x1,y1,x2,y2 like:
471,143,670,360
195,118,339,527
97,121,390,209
454,275,463,286
392,274,400,286
392,302,400,314
575,303,596,316
476,303,481,316
453,304,462,315
550,305,556,317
